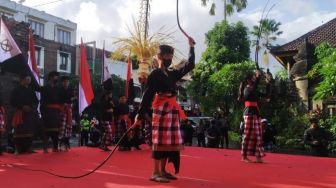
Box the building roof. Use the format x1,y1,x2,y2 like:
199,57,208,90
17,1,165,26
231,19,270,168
270,17,336,66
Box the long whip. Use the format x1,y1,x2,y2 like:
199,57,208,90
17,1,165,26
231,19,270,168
177,0,195,44
0,126,134,179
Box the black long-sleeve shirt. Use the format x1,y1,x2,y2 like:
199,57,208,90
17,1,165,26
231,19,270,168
10,85,38,109
139,47,195,115
41,85,61,105
304,126,331,156
101,97,114,121
60,87,74,104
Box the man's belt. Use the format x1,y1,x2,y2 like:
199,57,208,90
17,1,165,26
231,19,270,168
152,94,187,120
245,101,258,107
12,109,23,128
46,104,63,110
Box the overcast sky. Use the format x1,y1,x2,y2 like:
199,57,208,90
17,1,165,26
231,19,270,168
13,0,336,73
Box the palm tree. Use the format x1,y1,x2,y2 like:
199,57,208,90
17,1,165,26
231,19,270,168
251,18,283,49
251,18,283,69
112,19,174,85
201,0,248,21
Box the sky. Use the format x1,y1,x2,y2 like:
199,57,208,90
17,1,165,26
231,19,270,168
12,0,336,73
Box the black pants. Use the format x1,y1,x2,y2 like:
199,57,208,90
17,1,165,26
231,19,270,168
219,127,229,148
81,130,89,146
14,137,33,153
197,133,206,147
43,131,59,150
130,127,141,148
90,128,101,146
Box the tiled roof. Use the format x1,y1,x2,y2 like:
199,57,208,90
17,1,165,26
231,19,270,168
271,17,336,53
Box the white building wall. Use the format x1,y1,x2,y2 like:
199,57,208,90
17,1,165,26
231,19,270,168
0,0,77,45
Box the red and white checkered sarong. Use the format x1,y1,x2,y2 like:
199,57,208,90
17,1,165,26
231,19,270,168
59,110,72,139
152,95,184,151
241,115,265,158
102,121,113,146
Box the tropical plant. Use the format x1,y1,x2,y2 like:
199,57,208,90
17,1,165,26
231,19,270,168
251,18,283,49
112,19,174,84
201,0,247,21
308,42,336,100
251,18,282,69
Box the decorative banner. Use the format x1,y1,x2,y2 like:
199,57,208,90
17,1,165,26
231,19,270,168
262,50,269,68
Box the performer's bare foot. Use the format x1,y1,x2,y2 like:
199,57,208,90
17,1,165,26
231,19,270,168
256,157,264,163
52,148,59,152
241,157,253,163
162,172,177,180
150,174,170,183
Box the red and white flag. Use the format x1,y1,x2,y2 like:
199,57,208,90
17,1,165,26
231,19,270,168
79,39,94,114
125,55,135,103
0,18,21,62
27,27,41,111
27,28,40,86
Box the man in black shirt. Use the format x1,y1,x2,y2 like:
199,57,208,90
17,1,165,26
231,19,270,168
58,76,74,151
304,117,331,157
11,73,39,154
41,71,62,153
135,37,195,183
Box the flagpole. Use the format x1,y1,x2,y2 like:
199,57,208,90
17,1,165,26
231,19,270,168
102,40,105,84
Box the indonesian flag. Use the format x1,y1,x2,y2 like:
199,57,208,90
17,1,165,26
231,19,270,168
125,55,134,102
79,39,94,114
0,18,21,62
27,28,40,87
27,27,41,114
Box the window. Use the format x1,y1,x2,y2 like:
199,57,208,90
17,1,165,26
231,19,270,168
35,46,44,68
57,51,71,73
57,29,71,45
29,20,44,38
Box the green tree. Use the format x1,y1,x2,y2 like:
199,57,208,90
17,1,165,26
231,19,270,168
207,61,255,112
202,20,250,70
201,0,248,21
308,42,336,100
188,21,250,115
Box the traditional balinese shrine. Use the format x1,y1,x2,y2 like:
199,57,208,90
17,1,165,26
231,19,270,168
270,17,336,115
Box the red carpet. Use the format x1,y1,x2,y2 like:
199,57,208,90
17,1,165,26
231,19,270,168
0,146,335,188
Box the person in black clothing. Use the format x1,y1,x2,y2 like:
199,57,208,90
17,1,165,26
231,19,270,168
261,119,276,152
10,73,39,154
238,70,271,163
41,71,62,153
196,119,206,147
304,116,331,157
182,120,194,146
206,119,220,148
58,76,75,151
129,103,142,150
115,95,132,151
99,90,114,151
89,116,101,147
134,37,195,183
217,114,229,149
